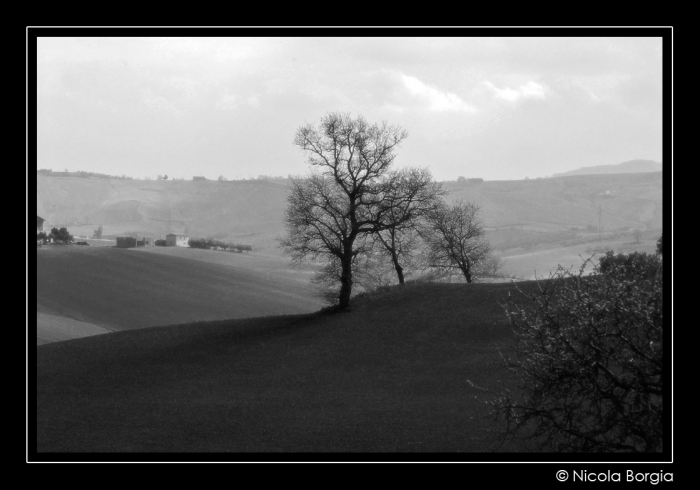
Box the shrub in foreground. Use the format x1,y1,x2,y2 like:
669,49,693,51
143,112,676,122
491,252,663,452
598,250,661,279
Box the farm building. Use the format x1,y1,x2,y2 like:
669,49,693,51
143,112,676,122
37,216,45,232
166,233,190,247
117,236,152,248
116,236,137,248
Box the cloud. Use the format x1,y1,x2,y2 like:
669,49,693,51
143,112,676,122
484,80,546,102
142,89,182,117
215,92,238,111
400,74,475,112
36,38,661,181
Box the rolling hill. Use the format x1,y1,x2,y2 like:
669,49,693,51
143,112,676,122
34,169,663,346
36,246,322,345
36,280,540,453
37,171,663,262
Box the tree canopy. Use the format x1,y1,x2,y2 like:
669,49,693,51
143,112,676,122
280,112,443,308
421,200,493,283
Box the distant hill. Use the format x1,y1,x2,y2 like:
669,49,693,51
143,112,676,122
36,171,662,283
36,177,291,253
444,171,662,230
37,172,662,252
553,159,662,177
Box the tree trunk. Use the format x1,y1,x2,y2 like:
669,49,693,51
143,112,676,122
338,251,354,309
460,262,472,283
395,263,405,285
390,252,405,285
380,230,405,285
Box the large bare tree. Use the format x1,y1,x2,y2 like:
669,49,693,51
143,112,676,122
422,200,493,283
280,112,440,309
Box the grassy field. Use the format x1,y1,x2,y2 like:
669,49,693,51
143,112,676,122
35,246,323,345
37,308,113,345
500,232,659,280
135,245,317,284
36,280,541,453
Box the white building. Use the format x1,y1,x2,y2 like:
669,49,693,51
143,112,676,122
165,233,190,247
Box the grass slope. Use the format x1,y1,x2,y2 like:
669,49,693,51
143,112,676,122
36,281,538,453
37,310,112,345
36,246,322,344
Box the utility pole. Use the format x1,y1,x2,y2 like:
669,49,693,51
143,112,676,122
598,205,603,241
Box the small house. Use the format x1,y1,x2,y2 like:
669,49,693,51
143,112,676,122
37,216,45,232
166,233,190,247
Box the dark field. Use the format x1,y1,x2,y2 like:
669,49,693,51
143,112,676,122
36,281,539,453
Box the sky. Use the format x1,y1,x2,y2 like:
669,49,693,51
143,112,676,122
36,35,664,181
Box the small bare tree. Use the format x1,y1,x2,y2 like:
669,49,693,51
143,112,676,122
371,226,424,285
421,200,492,283
370,168,445,285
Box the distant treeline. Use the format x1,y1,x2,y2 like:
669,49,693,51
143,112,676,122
456,176,484,184
187,237,252,252
37,169,134,180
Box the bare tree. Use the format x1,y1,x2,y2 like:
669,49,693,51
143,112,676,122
280,112,429,309
309,235,378,304
472,253,506,280
370,168,445,285
421,200,492,283
353,246,403,291
371,226,423,285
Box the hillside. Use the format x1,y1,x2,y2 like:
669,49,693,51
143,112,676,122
552,159,662,177
37,172,663,265
36,177,289,253
443,171,662,231
36,246,322,345
445,172,662,277
36,281,540,453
